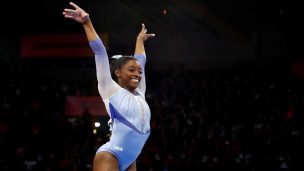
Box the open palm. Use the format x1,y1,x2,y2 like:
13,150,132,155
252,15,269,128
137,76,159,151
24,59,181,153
63,2,89,23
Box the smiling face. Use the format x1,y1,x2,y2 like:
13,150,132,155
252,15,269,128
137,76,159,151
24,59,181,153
115,59,142,92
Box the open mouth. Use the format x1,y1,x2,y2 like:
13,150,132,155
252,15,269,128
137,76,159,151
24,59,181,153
130,78,139,83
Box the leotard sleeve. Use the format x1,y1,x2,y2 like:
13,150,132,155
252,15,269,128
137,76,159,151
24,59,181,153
134,54,146,95
89,38,120,100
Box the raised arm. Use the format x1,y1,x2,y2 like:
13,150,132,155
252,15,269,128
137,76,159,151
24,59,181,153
63,2,119,99
63,2,97,41
134,23,155,56
134,23,155,94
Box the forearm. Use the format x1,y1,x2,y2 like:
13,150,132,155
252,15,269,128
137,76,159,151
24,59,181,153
134,37,145,55
84,18,105,55
82,19,99,42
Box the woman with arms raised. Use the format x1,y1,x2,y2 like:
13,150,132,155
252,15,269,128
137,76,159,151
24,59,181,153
63,2,155,171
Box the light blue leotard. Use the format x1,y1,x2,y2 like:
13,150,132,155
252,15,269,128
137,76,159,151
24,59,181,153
89,38,151,171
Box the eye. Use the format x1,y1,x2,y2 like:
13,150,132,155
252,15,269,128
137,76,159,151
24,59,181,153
128,68,135,72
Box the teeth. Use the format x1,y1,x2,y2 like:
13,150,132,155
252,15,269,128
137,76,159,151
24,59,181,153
131,78,139,83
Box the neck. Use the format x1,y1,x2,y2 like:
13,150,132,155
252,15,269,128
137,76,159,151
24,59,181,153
118,83,136,94
127,88,137,94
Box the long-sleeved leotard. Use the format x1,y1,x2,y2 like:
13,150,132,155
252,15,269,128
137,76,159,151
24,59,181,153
89,38,151,171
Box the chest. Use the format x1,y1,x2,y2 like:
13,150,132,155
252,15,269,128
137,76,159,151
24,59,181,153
109,89,150,119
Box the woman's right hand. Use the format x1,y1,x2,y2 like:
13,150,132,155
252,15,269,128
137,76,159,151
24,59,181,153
63,2,90,23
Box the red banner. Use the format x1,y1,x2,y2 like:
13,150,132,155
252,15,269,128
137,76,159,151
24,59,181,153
20,33,108,58
64,96,107,116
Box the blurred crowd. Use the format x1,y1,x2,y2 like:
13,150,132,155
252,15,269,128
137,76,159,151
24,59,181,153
1,61,304,171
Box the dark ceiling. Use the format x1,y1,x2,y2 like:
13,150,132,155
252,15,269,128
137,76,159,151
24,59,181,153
1,0,302,69
2,0,297,34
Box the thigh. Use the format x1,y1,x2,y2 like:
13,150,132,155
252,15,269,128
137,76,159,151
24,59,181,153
93,151,119,171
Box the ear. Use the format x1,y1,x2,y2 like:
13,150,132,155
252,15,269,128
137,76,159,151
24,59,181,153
115,69,121,78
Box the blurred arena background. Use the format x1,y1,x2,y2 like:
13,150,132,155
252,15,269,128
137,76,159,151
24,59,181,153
1,0,304,170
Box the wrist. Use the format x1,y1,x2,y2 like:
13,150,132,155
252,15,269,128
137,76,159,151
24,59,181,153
81,14,90,24
137,36,145,42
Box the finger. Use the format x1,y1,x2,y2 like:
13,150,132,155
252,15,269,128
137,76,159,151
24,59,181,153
64,15,74,19
63,11,74,17
63,12,69,16
69,2,80,9
64,9,76,13
141,23,146,31
146,33,155,37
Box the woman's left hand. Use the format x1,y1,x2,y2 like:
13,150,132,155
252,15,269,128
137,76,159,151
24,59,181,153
137,23,155,42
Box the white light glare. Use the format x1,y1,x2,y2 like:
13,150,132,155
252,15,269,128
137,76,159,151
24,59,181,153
94,122,101,128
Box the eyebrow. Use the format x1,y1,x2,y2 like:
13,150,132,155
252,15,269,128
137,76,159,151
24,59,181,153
128,66,142,70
